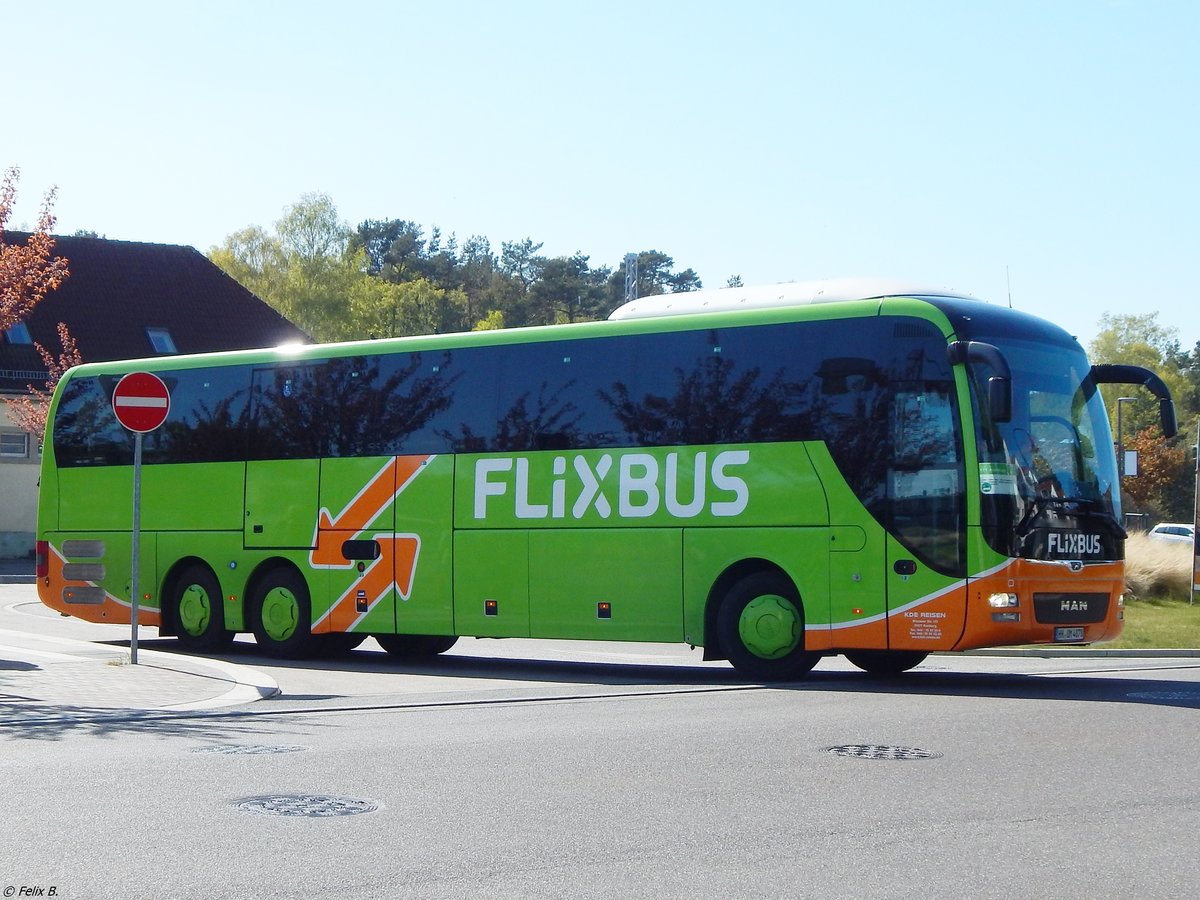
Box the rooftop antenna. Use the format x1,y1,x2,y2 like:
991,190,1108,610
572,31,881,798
1006,265,1013,308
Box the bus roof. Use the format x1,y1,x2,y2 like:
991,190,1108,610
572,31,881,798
608,277,979,321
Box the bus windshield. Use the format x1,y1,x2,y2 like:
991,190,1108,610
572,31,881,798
973,337,1121,559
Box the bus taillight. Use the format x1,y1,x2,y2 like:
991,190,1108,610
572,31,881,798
35,541,49,579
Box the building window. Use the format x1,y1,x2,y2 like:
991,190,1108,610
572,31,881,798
0,431,30,458
146,327,178,354
4,323,33,345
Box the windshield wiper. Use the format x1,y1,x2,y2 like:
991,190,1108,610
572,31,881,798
1015,495,1126,539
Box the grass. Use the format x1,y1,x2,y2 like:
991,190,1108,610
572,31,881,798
1102,532,1199,649
1103,597,1200,649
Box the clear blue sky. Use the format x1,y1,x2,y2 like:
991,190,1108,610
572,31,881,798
5,0,1197,349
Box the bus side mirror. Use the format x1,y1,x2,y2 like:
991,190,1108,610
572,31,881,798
948,341,1012,424
1088,364,1178,439
987,376,1012,424
1159,397,1177,439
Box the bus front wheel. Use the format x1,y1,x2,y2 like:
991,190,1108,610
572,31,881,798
250,568,317,659
169,563,234,653
844,650,928,676
717,572,819,681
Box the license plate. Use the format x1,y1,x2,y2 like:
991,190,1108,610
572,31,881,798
1054,626,1085,642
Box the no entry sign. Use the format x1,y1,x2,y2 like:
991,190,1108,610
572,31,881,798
111,371,172,665
112,371,170,433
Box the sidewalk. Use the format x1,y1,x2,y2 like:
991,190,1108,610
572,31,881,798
0,583,279,721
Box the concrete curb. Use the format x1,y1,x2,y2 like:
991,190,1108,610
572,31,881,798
0,626,280,713
136,648,282,710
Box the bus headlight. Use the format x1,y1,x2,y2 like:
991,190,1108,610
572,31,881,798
988,592,1019,608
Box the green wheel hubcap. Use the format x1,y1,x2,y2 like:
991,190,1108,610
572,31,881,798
261,586,299,642
738,594,801,659
178,583,212,637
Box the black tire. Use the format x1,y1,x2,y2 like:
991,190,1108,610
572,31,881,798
250,568,318,659
843,650,928,676
716,571,819,681
169,563,234,653
375,634,459,658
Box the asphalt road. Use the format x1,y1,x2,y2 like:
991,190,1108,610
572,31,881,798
2,593,1199,899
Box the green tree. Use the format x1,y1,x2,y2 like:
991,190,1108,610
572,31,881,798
499,238,544,292
607,250,704,306
208,225,287,309
1089,311,1197,521
353,219,419,276
345,276,468,339
529,253,611,324
277,192,348,271
1175,339,1200,417
472,309,506,331
211,194,364,342
1090,312,1189,437
215,196,709,343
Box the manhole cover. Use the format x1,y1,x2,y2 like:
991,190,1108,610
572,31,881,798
825,744,941,760
1127,691,1200,702
192,744,307,756
235,794,378,817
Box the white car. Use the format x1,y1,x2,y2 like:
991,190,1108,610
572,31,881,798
1148,523,1195,544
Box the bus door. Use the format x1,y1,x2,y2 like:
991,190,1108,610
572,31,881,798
884,385,968,651
244,365,322,550
315,454,454,638
313,456,398,636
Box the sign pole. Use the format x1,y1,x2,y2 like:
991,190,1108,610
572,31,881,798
111,371,171,666
131,431,142,664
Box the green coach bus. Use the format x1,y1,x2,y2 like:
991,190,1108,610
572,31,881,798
35,278,1175,679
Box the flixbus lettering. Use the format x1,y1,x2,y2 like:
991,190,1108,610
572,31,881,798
473,449,751,520
1046,532,1102,557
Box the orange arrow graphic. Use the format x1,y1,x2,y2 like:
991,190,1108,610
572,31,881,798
316,534,421,633
310,455,430,568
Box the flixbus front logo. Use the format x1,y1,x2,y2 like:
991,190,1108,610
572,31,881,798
473,449,750,520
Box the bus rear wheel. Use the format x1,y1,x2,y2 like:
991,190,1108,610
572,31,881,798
844,650,928,676
375,634,459,658
250,568,318,659
717,571,819,681
170,563,234,653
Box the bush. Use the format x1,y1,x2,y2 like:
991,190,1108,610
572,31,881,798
1123,531,1194,600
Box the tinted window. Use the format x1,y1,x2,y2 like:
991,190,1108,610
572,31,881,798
54,367,254,467
53,375,131,467
145,367,250,463
49,317,966,574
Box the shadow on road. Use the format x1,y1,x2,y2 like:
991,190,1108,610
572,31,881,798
131,637,1200,713
0,701,333,743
